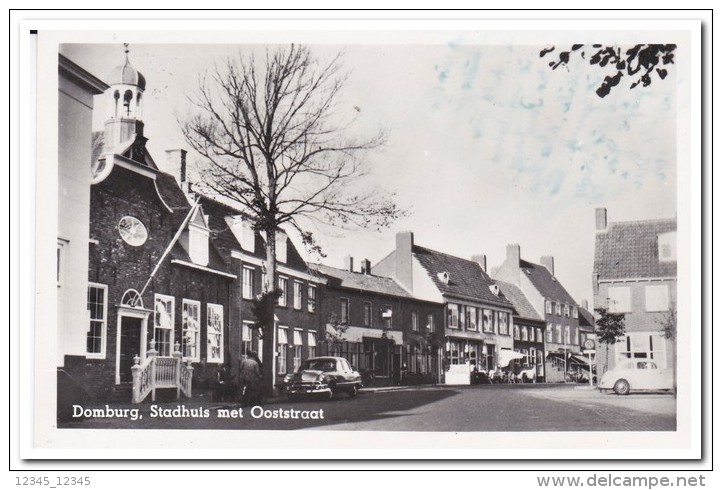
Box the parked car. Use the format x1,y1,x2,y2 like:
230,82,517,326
513,364,537,383
598,360,674,395
281,356,363,400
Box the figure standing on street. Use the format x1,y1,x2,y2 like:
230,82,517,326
239,351,263,406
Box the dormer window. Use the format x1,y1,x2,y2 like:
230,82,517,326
437,271,450,284
182,206,210,266
489,284,500,296
658,231,677,262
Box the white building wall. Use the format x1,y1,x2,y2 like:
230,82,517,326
57,73,96,363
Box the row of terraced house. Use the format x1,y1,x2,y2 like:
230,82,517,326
56,51,676,410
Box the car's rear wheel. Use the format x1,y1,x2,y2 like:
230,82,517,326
613,378,630,395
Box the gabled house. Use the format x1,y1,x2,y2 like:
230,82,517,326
592,208,676,373
496,280,546,382
493,244,581,382
312,258,444,386
198,196,326,388
373,232,514,383
64,50,236,407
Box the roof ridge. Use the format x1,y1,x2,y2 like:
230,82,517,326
608,217,677,226
413,244,480,267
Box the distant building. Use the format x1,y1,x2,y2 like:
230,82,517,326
313,258,444,386
496,281,546,382
493,244,581,382
374,232,514,383
592,208,676,373
199,196,326,384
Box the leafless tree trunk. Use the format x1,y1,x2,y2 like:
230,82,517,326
181,45,405,394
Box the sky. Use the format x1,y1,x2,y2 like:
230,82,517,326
60,37,679,305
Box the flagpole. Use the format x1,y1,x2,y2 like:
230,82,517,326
134,196,201,306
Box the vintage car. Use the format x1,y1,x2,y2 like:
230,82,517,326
598,360,674,395
281,356,363,400
512,364,537,383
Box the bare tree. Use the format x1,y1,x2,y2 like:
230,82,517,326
181,45,404,393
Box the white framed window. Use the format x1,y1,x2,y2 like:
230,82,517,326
528,327,535,342
564,304,570,317
86,283,108,358
466,307,477,331
482,309,494,333
556,324,562,344
545,300,552,314
293,281,303,310
498,311,509,335
382,305,393,328
278,276,288,307
412,311,419,331
617,332,667,366
307,331,317,358
428,314,435,332
207,303,224,363
363,302,372,327
645,284,670,312
459,305,466,329
181,299,201,361
340,298,350,324
513,325,520,340
572,306,578,319
564,325,571,345
277,326,288,375
447,304,460,329
293,329,303,372
241,321,253,359
242,266,254,300
546,324,553,343
57,239,68,287
555,302,562,316
536,328,543,343
154,294,175,356
607,286,632,313
521,326,528,341
307,285,317,313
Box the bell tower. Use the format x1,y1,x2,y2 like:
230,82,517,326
103,43,148,162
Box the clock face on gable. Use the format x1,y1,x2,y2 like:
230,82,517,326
117,216,148,246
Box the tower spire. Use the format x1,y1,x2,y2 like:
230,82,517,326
123,43,130,63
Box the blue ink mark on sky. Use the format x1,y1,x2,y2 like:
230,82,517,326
654,159,667,181
462,53,481,90
546,169,565,196
567,140,584,152
562,101,571,113
541,146,552,158
520,99,544,109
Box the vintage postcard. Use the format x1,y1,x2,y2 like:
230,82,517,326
26,20,702,460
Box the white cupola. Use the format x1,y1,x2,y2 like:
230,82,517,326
103,43,147,156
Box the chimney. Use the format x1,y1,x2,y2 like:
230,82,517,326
581,299,589,311
471,254,487,273
595,207,608,231
506,244,520,268
360,258,372,275
344,255,354,272
540,256,555,276
165,149,188,191
395,231,414,292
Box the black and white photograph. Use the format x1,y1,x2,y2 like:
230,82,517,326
21,18,704,463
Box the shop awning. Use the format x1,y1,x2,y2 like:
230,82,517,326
498,349,525,368
407,331,428,347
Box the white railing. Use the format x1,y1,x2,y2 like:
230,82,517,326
131,341,193,404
